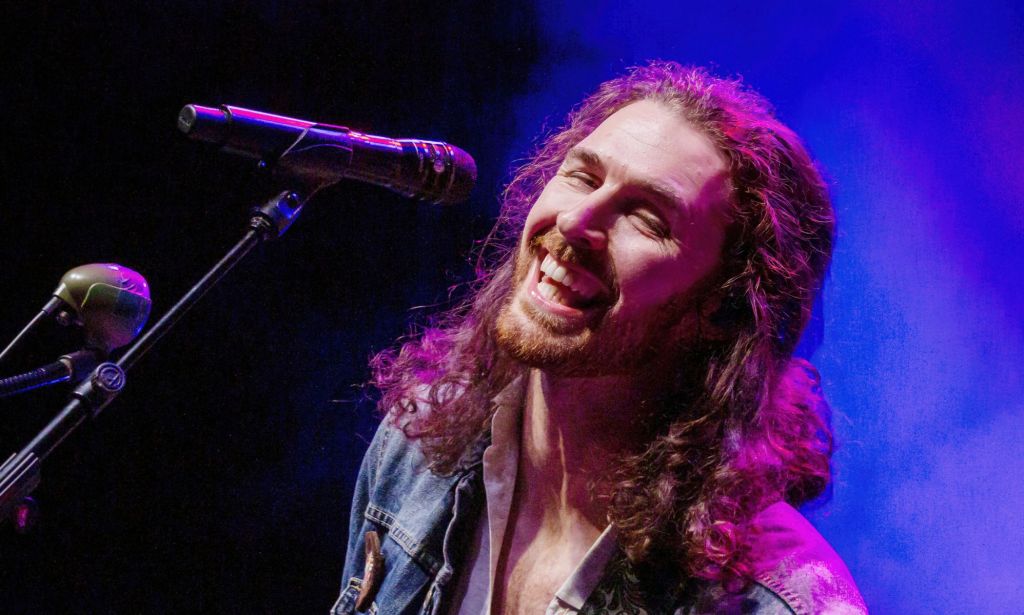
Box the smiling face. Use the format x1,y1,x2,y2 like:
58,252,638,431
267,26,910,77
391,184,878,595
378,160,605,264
494,100,733,376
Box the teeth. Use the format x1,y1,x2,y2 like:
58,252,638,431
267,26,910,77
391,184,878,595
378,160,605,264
540,255,555,278
538,253,600,301
538,280,571,306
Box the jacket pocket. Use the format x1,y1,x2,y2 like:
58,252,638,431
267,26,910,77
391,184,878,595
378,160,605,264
330,576,378,615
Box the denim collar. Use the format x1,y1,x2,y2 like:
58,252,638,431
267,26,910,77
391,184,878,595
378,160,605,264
452,376,526,474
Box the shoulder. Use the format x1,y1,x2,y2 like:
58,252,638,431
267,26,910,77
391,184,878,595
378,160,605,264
745,502,868,615
672,503,867,614
359,413,446,499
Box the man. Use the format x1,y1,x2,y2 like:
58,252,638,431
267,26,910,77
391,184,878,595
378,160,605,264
333,62,866,614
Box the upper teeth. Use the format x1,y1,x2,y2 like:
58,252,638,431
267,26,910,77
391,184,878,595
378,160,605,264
540,254,601,300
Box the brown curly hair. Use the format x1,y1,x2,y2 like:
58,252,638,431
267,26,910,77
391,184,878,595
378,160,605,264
371,61,835,587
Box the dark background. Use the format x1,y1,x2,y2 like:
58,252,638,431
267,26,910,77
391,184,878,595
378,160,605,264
1,2,539,611
4,2,1023,613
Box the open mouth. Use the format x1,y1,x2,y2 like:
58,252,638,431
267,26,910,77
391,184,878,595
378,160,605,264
531,251,606,312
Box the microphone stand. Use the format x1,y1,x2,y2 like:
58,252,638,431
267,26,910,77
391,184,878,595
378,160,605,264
0,190,306,528
0,298,63,364
0,350,102,399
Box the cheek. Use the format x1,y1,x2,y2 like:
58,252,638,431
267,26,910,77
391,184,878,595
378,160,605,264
611,248,683,307
671,213,728,281
685,215,727,258
520,183,562,238
680,240,721,282
614,243,720,309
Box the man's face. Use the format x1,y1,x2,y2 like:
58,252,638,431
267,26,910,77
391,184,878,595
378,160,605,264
494,100,732,376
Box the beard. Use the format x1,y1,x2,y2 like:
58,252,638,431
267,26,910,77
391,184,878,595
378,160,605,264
493,232,711,378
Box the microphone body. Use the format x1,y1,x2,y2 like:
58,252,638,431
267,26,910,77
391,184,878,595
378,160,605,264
0,264,151,364
177,104,476,204
52,264,151,355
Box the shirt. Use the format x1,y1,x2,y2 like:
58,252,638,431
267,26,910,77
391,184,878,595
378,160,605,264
450,390,620,614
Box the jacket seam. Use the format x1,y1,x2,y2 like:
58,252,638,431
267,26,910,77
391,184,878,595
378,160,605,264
365,503,442,574
754,574,805,615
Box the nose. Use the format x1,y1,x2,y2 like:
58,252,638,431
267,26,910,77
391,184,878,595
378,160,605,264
555,197,608,251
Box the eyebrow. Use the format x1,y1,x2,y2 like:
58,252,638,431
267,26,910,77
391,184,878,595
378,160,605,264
565,146,686,210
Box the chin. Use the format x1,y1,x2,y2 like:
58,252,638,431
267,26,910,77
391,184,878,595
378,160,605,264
494,295,652,378
494,295,597,372
494,287,709,381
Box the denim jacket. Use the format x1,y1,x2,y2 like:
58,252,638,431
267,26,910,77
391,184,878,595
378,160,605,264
333,419,867,615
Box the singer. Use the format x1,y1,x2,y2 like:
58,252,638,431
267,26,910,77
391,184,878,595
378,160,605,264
334,62,866,614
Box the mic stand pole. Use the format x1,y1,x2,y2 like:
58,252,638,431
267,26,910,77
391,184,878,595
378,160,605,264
0,191,306,527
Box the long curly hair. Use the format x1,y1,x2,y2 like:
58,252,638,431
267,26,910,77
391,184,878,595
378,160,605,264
371,61,835,587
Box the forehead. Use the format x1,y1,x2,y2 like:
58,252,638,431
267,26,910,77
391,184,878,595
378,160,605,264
573,100,730,206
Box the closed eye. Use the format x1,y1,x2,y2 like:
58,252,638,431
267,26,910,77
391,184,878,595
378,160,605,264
629,206,671,238
561,169,600,190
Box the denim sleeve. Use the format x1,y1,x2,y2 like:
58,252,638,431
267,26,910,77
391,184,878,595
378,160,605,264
335,419,389,611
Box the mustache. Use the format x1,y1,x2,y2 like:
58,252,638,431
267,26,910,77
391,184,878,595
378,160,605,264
529,230,617,296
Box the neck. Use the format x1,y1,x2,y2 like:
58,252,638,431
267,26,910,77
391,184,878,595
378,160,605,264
517,368,665,530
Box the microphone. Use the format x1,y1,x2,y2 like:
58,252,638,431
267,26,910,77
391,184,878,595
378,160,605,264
177,104,477,205
50,264,152,355
0,264,151,364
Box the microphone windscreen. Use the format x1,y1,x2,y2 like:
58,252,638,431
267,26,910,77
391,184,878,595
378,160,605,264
445,144,477,205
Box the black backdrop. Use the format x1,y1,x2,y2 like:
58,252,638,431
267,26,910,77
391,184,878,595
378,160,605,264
1,3,539,611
